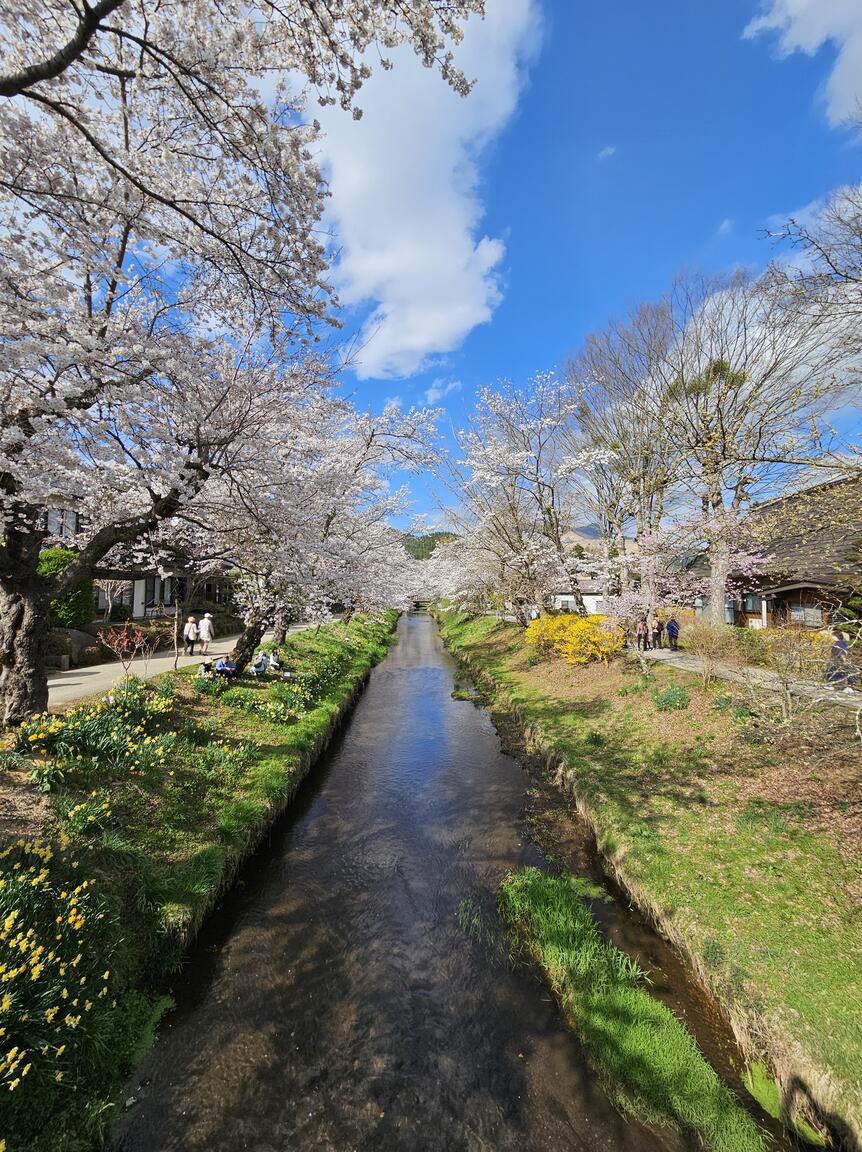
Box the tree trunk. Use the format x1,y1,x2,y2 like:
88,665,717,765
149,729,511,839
0,581,50,725
341,606,354,625
230,612,267,671
568,582,588,616
708,541,731,626
272,603,287,646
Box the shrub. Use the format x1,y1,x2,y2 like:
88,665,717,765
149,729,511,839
192,676,229,698
0,841,120,1142
651,684,690,712
725,626,768,667
38,547,94,630
684,622,732,686
15,679,176,781
524,614,624,666
44,631,72,669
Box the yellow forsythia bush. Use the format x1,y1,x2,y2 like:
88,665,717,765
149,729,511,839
525,614,624,666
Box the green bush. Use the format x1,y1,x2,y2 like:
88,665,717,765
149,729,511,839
44,630,72,669
15,678,176,780
727,626,768,667
192,675,229,698
38,547,94,630
651,684,690,712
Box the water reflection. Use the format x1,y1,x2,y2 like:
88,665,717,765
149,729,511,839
116,616,686,1152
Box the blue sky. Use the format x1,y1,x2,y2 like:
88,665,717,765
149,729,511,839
313,0,862,527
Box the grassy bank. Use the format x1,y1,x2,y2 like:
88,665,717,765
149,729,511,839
499,868,767,1152
439,612,862,1145
0,614,396,1152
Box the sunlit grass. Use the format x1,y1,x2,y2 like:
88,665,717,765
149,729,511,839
439,610,861,1138
499,868,767,1152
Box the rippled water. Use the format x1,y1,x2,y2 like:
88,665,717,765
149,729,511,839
115,615,725,1151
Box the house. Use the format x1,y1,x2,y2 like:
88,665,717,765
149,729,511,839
551,579,606,615
706,477,862,629
92,566,235,620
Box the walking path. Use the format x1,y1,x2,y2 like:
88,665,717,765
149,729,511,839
641,646,861,712
47,624,313,709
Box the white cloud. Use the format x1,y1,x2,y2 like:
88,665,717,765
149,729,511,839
744,0,862,125
314,3,540,380
424,378,463,405
597,145,617,161
717,217,734,235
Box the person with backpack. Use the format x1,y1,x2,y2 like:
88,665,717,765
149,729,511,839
650,614,663,650
665,616,680,651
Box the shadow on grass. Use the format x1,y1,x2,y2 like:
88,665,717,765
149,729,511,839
782,1077,859,1152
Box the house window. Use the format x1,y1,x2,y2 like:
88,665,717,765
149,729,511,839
45,508,80,540
144,575,157,608
743,594,761,613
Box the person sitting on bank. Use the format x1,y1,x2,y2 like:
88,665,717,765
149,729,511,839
250,651,268,677
665,616,680,651
215,655,238,678
268,649,284,672
198,660,214,679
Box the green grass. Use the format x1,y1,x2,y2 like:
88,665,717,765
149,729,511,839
4,613,397,1151
499,868,767,1152
438,611,861,1140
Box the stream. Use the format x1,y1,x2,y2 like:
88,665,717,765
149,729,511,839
115,613,782,1152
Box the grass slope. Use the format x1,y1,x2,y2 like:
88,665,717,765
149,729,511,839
439,612,862,1142
499,868,767,1152
1,614,396,1152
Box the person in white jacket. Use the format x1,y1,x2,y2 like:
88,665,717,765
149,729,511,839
197,612,215,654
183,615,198,656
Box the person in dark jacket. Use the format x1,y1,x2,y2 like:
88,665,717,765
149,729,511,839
824,629,856,692
665,616,680,650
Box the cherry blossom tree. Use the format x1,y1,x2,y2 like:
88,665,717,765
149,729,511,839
0,1,484,722
188,398,440,668
447,375,610,618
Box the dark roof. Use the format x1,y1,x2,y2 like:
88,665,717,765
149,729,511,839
745,475,862,588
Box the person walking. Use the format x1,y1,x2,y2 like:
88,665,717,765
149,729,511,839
650,614,662,650
197,612,215,655
183,615,198,657
824,628,856,693
665,616,680,651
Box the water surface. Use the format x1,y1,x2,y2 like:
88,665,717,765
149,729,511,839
117,615,696,1151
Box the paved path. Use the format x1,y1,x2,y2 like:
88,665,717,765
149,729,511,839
641,646,861,712
47,624,313,709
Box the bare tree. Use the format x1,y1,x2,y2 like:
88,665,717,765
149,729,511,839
566,301,683,597
638,270,857,621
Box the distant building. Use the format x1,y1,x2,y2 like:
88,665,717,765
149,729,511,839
698,477,862,629
550,580,606,615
